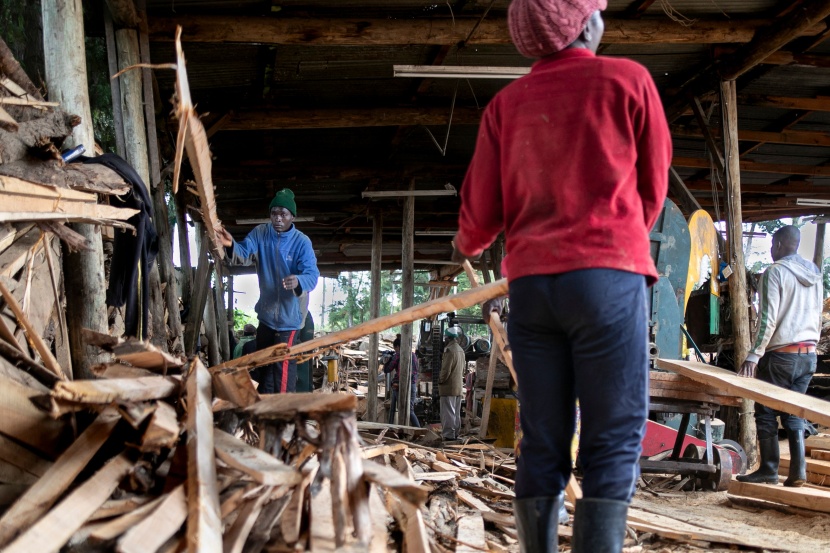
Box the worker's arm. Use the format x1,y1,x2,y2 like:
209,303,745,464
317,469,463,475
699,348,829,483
740,267,782,377
633,69,671,231
454,103,503,261
219,225,260,264
290,234,320,296
438,347,452,384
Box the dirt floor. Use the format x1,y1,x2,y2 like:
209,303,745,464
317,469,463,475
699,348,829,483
602,487,830,552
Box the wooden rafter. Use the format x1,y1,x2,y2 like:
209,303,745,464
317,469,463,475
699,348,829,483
148,16,825,46
672,125,830,147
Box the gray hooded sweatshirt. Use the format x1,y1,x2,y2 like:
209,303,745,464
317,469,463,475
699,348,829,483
747,254,823,363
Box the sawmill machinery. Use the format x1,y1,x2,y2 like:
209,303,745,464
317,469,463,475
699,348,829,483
641,198,745,490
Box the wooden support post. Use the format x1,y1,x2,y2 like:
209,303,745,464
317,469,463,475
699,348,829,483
114,27,150,185
214,275,230,361
720,79,757,469
227,275,234,325
367,211,382,422
398,191,415,427
103,7,126,159
175,189,193,302
185,225,212,356
204,282,221,367
42,0,108,379
814,223,826,270
138,0,183,354
478,344,499,439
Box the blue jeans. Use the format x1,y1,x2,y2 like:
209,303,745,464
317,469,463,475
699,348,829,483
509,270,649,502
754,351,816,438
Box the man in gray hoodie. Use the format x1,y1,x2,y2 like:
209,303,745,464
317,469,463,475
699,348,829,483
738,225,823,487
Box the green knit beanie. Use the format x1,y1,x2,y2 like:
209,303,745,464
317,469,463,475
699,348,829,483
269,188,297,216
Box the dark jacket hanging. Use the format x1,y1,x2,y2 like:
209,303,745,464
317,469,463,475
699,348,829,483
74,153,159,339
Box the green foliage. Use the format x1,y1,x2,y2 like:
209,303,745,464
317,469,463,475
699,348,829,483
84,36,116,154
322,268,490,332
233,308,257,332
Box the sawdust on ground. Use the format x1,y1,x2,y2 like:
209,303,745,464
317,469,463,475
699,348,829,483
621,489,830,552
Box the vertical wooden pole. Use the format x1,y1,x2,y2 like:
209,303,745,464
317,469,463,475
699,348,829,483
185,224,212,356
720,79,757,469
204,282,221,367
814,223,826,271
42,0,107,379
398,188,415,427
213,274,230,361
176,190,193,303
114,28,150,184
367,211,383,422
227,275,234,327
103,6,125,159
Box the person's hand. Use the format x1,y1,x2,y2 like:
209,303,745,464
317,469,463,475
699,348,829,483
451,238,481,265
738,360,757,378
282,275,299,290
392,382,399,390
217,227,233,247
482,297,504,323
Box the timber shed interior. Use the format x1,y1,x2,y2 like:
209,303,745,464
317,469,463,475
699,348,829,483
99,0,830,276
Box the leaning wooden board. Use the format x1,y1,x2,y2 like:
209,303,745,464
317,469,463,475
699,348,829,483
728,480,830,513
656,359,830,427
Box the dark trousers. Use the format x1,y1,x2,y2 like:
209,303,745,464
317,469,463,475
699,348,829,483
755,351,816,438
252,324,298,394
389,388,420,427
509,270,649,502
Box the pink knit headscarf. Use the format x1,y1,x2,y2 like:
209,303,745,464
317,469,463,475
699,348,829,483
508,0,607,59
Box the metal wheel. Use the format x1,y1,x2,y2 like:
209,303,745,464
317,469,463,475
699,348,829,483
701,446,733,491
716,439,747,476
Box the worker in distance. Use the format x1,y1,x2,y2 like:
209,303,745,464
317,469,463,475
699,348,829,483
737,225,823,488
218,188,319,393
452,0,672,551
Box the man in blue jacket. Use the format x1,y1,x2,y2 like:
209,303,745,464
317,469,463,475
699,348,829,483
218,188,319,393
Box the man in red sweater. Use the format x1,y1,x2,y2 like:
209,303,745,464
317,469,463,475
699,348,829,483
452,1,671,551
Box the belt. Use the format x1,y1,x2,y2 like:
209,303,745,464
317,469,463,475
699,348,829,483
771,342,816,354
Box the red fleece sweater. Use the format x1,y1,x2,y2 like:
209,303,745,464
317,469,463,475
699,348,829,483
455,48,671,285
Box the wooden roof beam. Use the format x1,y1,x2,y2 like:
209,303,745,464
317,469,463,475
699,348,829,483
718,0,830,80
672,125,830,147
738,93,830,111
684,179,830,195
222,107,482,131
673,156,830,177
147,16,825,46
665,0,830,121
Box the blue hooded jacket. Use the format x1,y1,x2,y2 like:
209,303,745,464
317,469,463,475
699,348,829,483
229,224,319,331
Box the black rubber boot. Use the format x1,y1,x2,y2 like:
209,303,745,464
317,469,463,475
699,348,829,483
572,498,629,553
736,436,780,484
784,430,807,487
514,496,560,553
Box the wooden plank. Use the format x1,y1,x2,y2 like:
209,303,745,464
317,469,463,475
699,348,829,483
656,359,830,427
185,358,222,552
672,124,830,148
479,347,500,439
0,197,139,220
0,106,17,132
457,488,493,513
247,392,357,420
728,480,830,513
367,210,382,422
649,387,742,407
0,373,69,457
211,279,508,375
221,487,272,553
116,485,187,553
673,156,830,177
170,29,224,260
82,329,185,370
0,410,118,546
149,15,822,45
3,452,133,553
361,459,429,505
90,495,154,521
213,428,302,486
781,456,830,477
0,433,52,479
89,493,165,542
0,176,97,202
361,442,408,459
52,376,180,403
806,435,830,454
739,94,830,112
455,511,487,553
811,450,830,461
212,368,260,408
140,401,180,452
0,276,64,378
626,506,770,549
